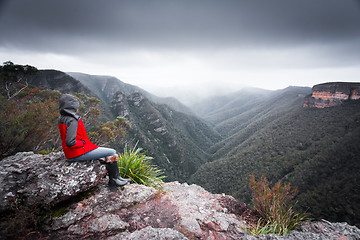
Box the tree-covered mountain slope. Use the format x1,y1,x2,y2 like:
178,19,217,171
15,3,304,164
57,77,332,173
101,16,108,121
23,70,92,94
68,72,193,115
111,91,222,182
191,87,272,124
190,99,360,227
14,69,115,122
192,87,312,137
207,87,312,160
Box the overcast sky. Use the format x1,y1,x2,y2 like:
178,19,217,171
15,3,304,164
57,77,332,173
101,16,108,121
1,0,360,104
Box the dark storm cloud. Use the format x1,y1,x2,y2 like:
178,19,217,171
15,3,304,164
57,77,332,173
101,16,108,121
1,0,360,53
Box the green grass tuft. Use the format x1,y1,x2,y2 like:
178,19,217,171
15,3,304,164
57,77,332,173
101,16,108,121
118,143,166,190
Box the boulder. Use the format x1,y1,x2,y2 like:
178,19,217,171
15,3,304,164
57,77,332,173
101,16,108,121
49,181,247,239
50,183,158,232
0,151,106,212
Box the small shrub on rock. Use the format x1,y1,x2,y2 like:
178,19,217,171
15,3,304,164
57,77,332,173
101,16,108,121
247,174,308,235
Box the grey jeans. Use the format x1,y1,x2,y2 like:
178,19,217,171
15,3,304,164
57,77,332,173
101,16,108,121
68,147,116,162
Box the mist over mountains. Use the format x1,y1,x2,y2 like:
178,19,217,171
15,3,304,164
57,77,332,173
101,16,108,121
67,72,194,115
1,65,359,228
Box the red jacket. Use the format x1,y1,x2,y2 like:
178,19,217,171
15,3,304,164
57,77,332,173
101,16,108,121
58,118,98,159
58,94,98,159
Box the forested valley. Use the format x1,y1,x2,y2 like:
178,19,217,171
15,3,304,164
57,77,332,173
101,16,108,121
1,62,359,228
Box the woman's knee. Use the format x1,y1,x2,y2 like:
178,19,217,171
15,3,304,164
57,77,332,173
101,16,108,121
97,147,116,156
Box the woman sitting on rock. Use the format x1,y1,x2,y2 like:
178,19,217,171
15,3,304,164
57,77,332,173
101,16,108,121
58,94,130,187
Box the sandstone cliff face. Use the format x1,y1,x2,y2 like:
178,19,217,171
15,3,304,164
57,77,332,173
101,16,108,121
1,152,360,240
304,82,360,108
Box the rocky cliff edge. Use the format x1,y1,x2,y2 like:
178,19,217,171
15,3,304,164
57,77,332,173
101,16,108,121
304,82,360,108
0,152,359,239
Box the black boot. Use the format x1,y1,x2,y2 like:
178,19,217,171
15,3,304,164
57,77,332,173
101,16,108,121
105,161,130,187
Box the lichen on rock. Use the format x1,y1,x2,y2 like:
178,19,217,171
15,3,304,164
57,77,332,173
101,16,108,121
0,151,106,212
